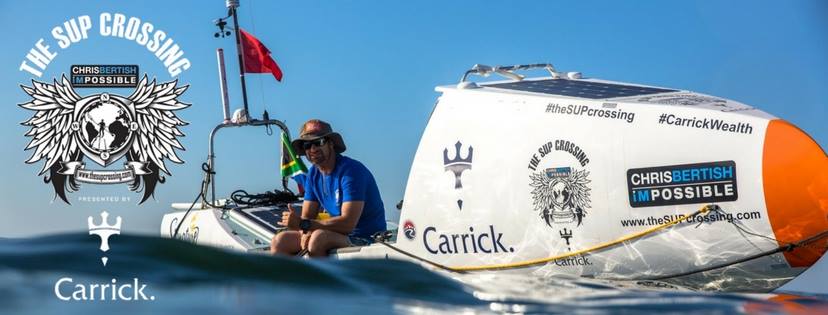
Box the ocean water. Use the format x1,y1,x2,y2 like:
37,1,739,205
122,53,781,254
1,234,827,314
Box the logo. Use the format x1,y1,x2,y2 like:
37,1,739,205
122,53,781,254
528,140,592,227
57,211,154,301
88,210,122,266
56,210,154,302
169,213,200,243
70,64,140,87
635,93,754,112
657,113,753,134
554,255,592,267
627,161,738,207
422,225,514,255
443,141,473,189
17,13,191,204
29,11,182,304
403,220,416,240
559,228,573,251
19,73,189,204
637,93,727,106
545,103,636,123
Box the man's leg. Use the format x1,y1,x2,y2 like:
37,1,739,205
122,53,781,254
306,229,350,257
270,230,302,255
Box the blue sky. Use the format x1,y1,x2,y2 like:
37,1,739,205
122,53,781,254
0,1,825,293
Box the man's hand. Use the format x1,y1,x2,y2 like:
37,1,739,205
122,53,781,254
279,204,301,230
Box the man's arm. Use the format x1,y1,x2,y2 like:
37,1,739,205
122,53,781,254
305,162,369,235
309,201,363,235
281,201,320,230
300,200,321,221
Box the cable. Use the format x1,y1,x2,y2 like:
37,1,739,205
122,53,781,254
638,205,827,280
199,161,226,209
707,206,780,244
449,205,712,272
173,159,220,238
230,189,298,207
369,203,828,280
172,191,204,239
645,228,828,281
372,204,827,275
369,205,710,273
372,231,465,273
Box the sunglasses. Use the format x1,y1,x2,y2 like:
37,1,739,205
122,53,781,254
302,137,328,150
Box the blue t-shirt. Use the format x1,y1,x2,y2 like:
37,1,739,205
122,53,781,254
303,155,386,238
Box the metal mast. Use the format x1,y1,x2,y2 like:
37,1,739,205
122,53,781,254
227,0,250,120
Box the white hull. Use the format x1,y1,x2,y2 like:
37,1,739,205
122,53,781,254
162,68,828,292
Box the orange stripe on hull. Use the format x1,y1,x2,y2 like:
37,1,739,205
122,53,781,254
763,119,828,267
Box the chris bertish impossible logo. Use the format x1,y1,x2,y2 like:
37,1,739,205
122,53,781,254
16,13,191,204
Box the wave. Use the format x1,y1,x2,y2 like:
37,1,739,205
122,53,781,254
1,233,827,314
0,233,482,305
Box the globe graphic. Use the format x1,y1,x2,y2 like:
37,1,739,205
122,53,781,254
81,101,133,154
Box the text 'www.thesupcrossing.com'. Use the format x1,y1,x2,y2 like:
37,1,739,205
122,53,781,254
620,210,762,227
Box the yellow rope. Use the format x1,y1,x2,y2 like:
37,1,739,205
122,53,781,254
448,205,712,272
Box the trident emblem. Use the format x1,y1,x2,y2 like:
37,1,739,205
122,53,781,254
443,141,473,189
559,228,573,251
88,211,122,266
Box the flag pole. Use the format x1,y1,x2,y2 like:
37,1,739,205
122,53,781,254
227,0,250,120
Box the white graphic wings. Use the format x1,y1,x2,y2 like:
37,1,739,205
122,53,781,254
567,169,592,213
127,75,190,175
19,76,81,175
530,171,555,212
529,169,592,212
19,74,189,204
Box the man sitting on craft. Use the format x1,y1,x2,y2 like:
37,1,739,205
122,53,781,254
270,119,387,256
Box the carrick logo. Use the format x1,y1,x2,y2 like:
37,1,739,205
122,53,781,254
53,210,155,302
88,211,122,266
422,225,514,255
443,141,473,189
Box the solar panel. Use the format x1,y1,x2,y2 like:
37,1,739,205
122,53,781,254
485,79,676,99
250,209,282,227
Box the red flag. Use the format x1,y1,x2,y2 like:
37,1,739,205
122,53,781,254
239,28,283,82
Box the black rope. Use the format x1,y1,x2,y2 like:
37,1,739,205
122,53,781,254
174,159,222,238
371,231,465,274
201,162,215,175
647,229,828,281
702,206,781,244
172,191,204,239
199,161,226,209
638,205,825,281
230,189,298,207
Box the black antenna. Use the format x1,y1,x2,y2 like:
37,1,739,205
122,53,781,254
215,0,251,121
228,1,250,121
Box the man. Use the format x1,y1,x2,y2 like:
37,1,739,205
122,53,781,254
270,119,386,257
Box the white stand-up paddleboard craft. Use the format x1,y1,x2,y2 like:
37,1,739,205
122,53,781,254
161,61,827,292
